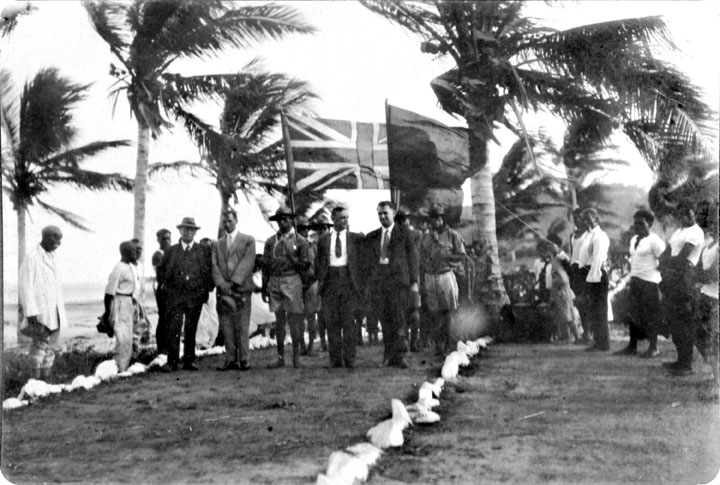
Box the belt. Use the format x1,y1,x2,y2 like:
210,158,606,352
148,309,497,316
426,269,451,276
116,293,133,297
273,271,299,277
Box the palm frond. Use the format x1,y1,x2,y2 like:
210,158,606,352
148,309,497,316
40,140,132,168
1,1,36,38
148,160,214,179
34,198,91,231
42,168,133,192
18,68,91,163
82,1,133,71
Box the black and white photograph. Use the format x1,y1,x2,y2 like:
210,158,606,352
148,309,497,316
1,1,718,483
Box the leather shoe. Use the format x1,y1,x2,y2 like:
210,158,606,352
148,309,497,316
238,361,251,371
267,358,285,369
662,361,680,369
344,361,355,369
670,366,694,377
217,362,239,371
640,349,660,358
160,363,179,373
396,358,410,369
614,347,638,356
183,362,200,371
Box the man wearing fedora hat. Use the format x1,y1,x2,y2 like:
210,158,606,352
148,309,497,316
262,206,311,368
420,203,466,356
157,217,214,372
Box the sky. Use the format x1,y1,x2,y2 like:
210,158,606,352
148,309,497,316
1,0,719,293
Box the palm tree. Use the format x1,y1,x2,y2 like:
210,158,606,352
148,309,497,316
1,67,132,272
82,0,315,243
362,1,714,316
150,63,317,237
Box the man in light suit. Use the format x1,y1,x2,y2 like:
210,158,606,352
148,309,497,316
18,225,67,379
316,206,365,368
157,217,214,372
365,201,419,368
212,209,256,371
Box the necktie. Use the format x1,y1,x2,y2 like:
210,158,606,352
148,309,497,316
335,231,342,258
227,233,233,250
381,229,390,260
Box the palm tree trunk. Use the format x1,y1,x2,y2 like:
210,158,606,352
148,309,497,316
467,118,510,328
16,202,31,348
217,187,231,239
133,120,150,244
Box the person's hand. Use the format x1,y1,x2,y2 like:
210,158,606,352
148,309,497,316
409,282,419,293
261,291,270,303
27,315,39,326
220,281,233,294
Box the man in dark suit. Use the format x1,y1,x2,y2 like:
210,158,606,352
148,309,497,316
316,206,365,368
151,228,172,355
212,209,256,371
157,217,214,372
365,201,419,368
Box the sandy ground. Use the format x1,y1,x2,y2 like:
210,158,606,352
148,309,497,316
1,324,718,484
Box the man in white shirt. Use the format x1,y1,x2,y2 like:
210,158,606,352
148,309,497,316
569,208,591,342
103,240,148,371
695,201,718,388
18,225,67,379
661,204,705,376
315,206,365,368
579,208,611,351
615,210,666,358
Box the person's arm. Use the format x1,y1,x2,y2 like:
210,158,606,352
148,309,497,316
406,229,419,290
18,252,39,320
211,242,231,292
261,238,272,302
231,236,257,290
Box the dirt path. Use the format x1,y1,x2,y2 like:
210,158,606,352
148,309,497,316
2,332,719,484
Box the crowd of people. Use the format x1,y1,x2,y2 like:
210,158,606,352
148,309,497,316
16,199,718,389
532,203,718,386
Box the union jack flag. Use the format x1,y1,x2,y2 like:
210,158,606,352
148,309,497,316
286,115,389,193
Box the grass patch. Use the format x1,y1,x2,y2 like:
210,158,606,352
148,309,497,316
2,340,157,398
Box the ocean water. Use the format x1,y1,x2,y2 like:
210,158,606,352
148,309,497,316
3,279,158,325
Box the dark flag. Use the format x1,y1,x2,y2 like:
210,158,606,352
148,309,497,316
386,104,470,224
285,114,389,194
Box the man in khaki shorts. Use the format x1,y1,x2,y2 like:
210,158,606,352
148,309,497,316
262,206,311,368
419,204,466,356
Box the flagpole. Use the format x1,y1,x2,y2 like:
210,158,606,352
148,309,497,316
385,99,400,207
280,108,297,219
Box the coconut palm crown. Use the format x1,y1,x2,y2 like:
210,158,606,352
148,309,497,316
363,0,715,314
83,0,316,243
150,62,318,237
1,67,132,269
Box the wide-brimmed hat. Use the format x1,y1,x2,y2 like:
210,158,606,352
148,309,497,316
177,217,201,230
269,206,296,221
296,216,311,229
312,215,333,229
427,204,445,217
395,206,411,221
